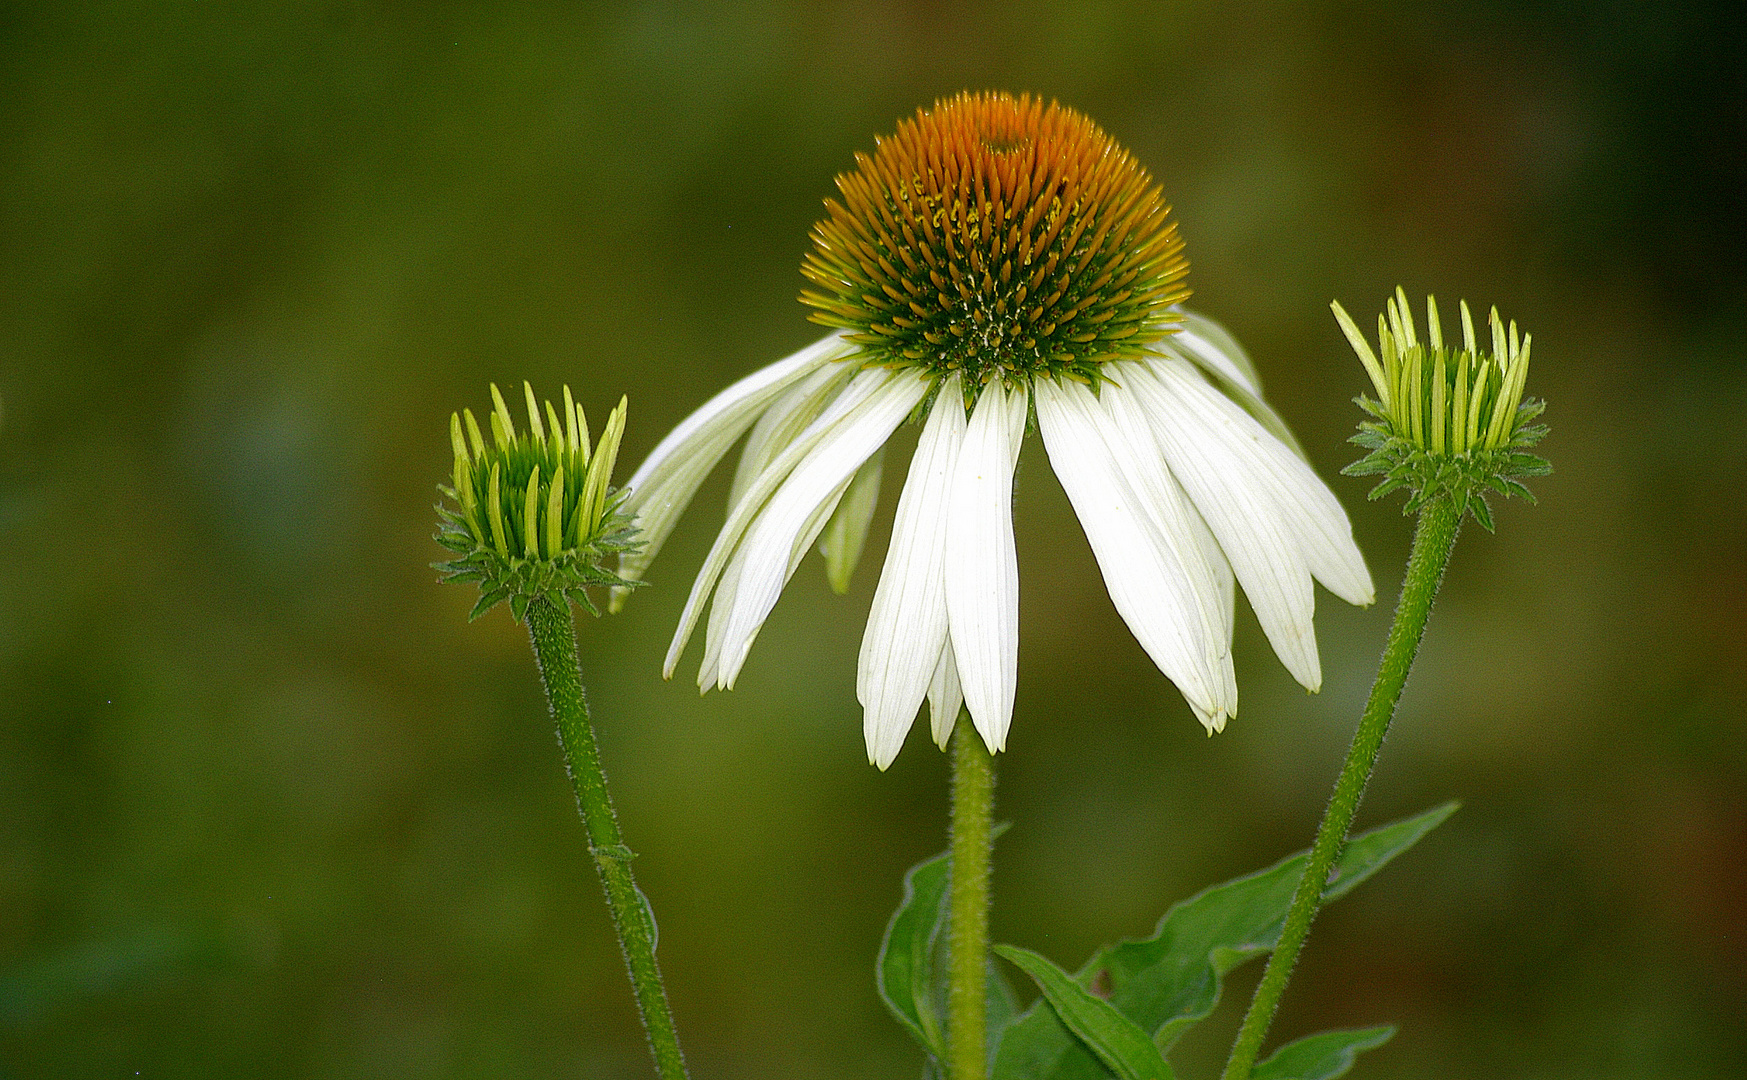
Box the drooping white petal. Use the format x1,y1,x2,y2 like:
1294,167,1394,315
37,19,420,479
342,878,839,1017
616,332,851,596
663,366,898,678
1102,366,1238,657
1253,448,1373,606
1177,488,1238,727
1160,311,1307,461
1129,359,1325,691
1185,494,1235,649
927,634,963,750
819,445,886,595
712,372,930,690
695,552,745,690
1035,377,1234,729
1169,308,1262,396
727,361,858,512
699,468,857,691
944,380,1028,753
1245,430,1373,607
1150,358,1372,606
859,375,967,768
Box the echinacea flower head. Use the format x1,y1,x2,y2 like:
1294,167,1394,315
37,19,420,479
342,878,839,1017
435,383,641,621
617,91,1374,768
1335,289,1550,531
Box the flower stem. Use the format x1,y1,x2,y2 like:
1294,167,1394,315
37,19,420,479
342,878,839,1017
1223,497,1461,1080
947,719,997,1080
524,595,689,1080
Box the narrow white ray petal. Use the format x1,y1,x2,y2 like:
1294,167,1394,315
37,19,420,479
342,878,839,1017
1250,440,1373,605
1169,307,1262,395
819,445,885,594
663,366,896,678
695,554,744,691
858,376,967,767
1097,373,1235,664
1101,368,1236,683
1149,361,1372,606
1129,360,1324,691
1156,317,1307,462
713,373,930,690
727,361,857,512
616,332,851,592
1035,379,1229,727
944,380,1027,753
927,635,963,750
1185,496,1235,648
1177,493,1238,722
702,468,856,691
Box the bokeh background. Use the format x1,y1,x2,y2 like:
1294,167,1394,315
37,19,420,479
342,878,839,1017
2,1,1743,1076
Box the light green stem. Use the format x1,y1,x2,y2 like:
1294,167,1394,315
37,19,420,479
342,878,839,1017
947,719,996,1080
1223,497,1461,1080
524,596,689,1080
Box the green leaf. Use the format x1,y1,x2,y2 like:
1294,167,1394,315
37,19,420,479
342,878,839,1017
986,953,1024,1060
991,803,1455,1080
878,849,951,1060
881,825,1017,1069
1250,1026,1395,1080
995,946,1177,1080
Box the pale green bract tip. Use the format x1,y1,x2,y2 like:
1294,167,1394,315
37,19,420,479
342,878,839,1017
434,384,644,621
1338,290,1550,530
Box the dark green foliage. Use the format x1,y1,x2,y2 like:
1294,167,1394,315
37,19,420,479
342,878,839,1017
1250,1027,1395,1080
879,847,951,1060
995,945,1177,1080
878,824,1019,1075
880,805,1454,1080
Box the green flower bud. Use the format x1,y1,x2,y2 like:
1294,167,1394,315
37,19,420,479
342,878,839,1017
1335,288,1550,531
435,383,642,620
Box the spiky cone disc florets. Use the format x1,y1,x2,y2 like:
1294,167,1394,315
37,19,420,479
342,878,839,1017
800,91,1190,396
1335,288,1551,531
435,383,643,620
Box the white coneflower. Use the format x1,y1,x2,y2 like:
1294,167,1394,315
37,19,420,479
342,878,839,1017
616,92,1373,768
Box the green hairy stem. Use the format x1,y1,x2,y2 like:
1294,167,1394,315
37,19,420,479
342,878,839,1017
1223,497,1461,1080
524,596,689,1080
948,721,997,1080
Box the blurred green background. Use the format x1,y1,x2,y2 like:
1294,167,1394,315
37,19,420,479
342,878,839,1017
2,1,1743,1076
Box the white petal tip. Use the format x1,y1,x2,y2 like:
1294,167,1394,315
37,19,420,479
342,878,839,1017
1195,706,1230,735
1328,575,1376,608
971,717,1008,755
